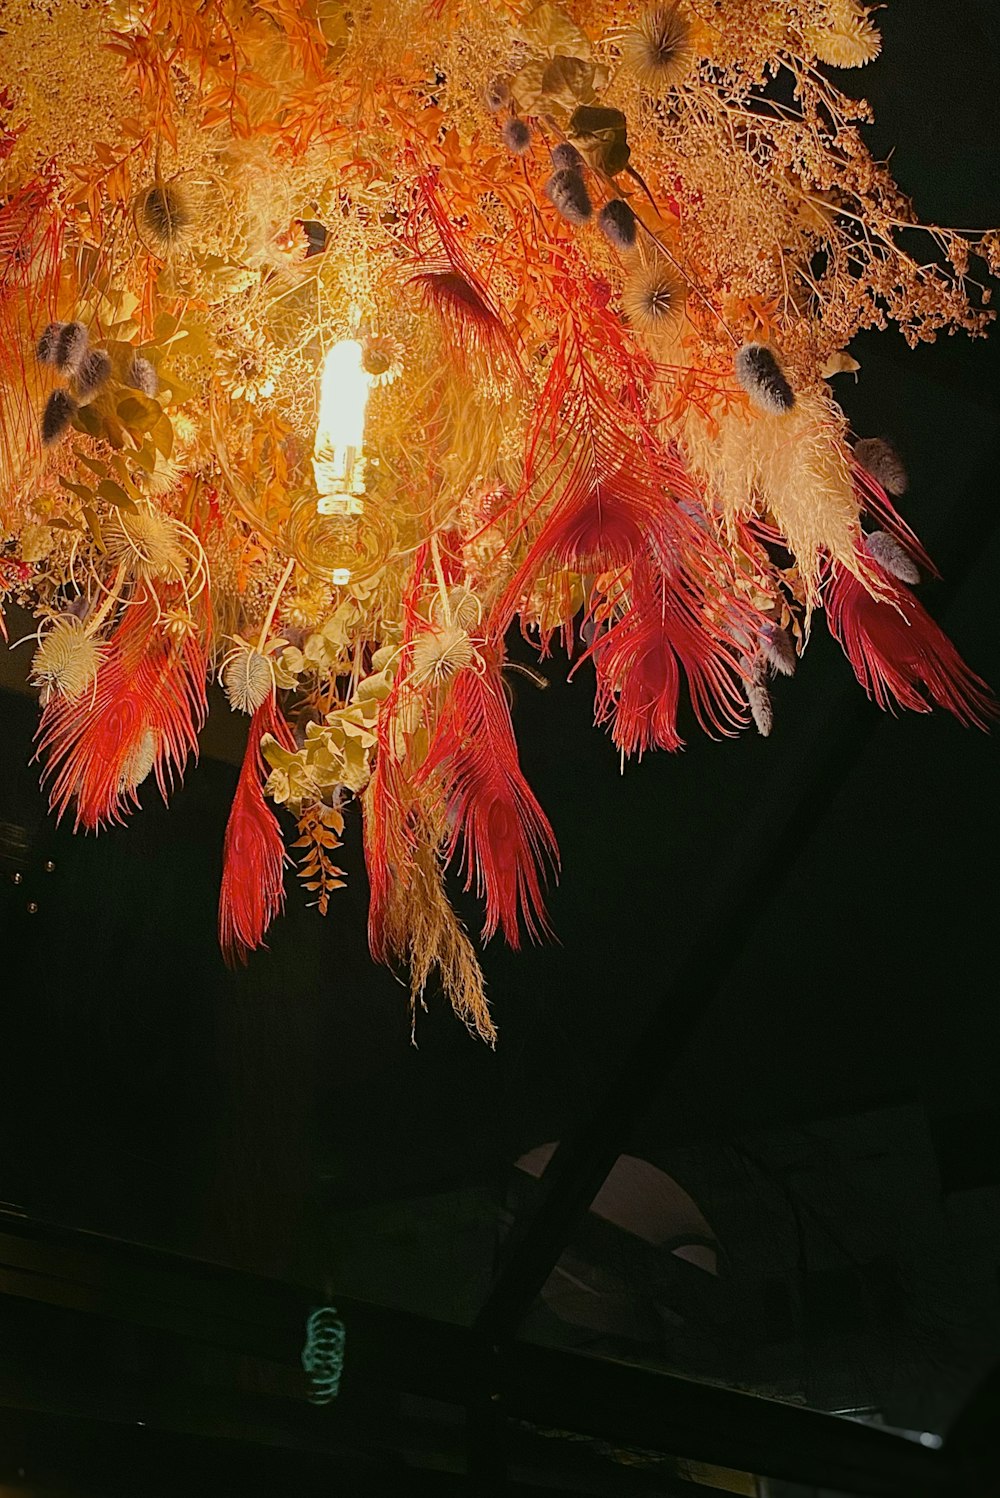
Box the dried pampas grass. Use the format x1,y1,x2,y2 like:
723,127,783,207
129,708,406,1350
377,823,495,1044
680,389,863,605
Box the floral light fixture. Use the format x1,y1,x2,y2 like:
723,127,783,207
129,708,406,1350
0,0,996,1040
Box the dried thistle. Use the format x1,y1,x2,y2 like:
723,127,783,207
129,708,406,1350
854,437,907,495
31,618,101,702
599,199,637,250
138,183,193,251
120,729,158,793
103,507,185,580
544,168,593,225
410,625,475,686
735,343,795,414
223,645,274,713
622,258,686,339
41,388,76,445
864,529,920,584
502,118,532,155
75,348,112,399
125,355,159,397
619,3,696,91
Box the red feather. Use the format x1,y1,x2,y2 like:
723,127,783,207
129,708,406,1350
405,174,521,371
491,321,712,636
825,560,996,727
419,655,558,947
590,557,750,756
219,696,297,966
37,592,208,830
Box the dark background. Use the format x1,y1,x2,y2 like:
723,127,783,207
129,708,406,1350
2,0,999,1466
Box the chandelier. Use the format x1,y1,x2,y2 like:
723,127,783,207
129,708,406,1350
1,0,995,1040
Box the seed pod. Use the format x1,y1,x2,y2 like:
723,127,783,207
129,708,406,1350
31,618,101,702
551,142,584,172
76,348,112,399
36,322,65,364
734,342,795,414
864,529,920,585
125,354,159,397
544,168,593,225
620,3,696,91
120,729,158,793
599,199,638,249
502,118,532,156
138,183,192,250
223,647,274,714
56,321,89,372
760,622,797,677
853,436,907,496
622,258,686,339
41,388,77,445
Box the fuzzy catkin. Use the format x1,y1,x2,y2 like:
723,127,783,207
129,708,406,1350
864,529,920,584
126,355,159,397
544,168,592,225
36,322,65,364
502,118,532,155
56,322,88,372
747,667,773,736
76,348,112,398
551,143,584,172
735,343,795,414
854,436,907,495
42,388,76,445
599,199,638,249
760,623,797,676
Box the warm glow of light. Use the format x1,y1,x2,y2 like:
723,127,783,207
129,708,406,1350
313,339,372,503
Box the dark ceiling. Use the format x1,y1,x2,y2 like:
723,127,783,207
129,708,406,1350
1,3,1000,1493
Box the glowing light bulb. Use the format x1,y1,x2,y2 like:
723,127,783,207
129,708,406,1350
313,339,372,512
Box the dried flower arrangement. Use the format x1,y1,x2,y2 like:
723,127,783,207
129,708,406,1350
1,0,996,1040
